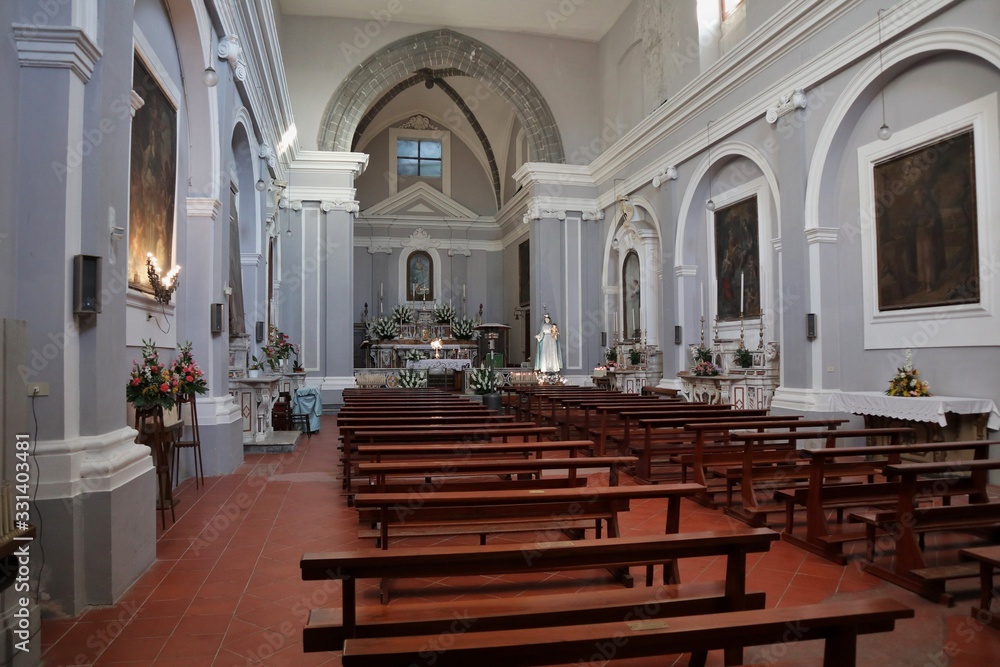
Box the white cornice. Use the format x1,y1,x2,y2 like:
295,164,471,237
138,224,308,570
288,185,355,203
292,150,369,176
675,265,698,277
354,236,503,253
241,253,261,267
321,199,360,214
513,162,595,189
13,24,102,83
805,227,840,245
363,181,479,219
186,197,223,221
522,196,602,223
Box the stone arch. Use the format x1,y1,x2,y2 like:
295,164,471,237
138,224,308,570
602,199,662,347
318,29,564,164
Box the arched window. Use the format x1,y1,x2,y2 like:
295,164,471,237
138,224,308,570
406,250,433,301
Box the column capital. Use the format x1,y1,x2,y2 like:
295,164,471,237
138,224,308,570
186,197,223,221
13,24,102,83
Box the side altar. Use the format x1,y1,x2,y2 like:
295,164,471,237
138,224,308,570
678,339,780,409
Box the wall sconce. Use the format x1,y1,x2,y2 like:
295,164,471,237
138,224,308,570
806,313,817,340
651,166,677,188
146,253,180,306
513,306,528,320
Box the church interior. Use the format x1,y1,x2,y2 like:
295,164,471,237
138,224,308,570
1,0,999,664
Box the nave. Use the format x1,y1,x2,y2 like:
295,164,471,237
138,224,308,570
39,414,999,666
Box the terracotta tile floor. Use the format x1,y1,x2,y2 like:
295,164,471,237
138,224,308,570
40,416,1000,665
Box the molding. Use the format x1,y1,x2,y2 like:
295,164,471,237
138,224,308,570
651,166,678,188
194,395,241,426
522,197,602,224
771,387,839,413
126,289,174,315
366,243,392,255
13,24,102,83
315,376,357,392
288,185,355,203
675,265,698,277
805,227,839,245
241,253,262,267
186,197,223,221
363,181,479,220
513,162,595,189
292,150,369,176
765,89,808,124
129,90,144,116
321,199,360,213
217,34,247,82
33,427,153,500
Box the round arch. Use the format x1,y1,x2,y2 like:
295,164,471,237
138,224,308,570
318,29,564,164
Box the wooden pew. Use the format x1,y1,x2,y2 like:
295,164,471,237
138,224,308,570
556,395,676,443
850,459,1000,605
341,423,557,490
354,483,705,551
339,597,914,667
778,439,998,563
959,545,1000,629
300,527,778,651
355,455,637,492
721,427,910,525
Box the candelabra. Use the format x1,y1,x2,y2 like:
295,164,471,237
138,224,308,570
700,315,705,346
758,309,765,350
146,254,180,305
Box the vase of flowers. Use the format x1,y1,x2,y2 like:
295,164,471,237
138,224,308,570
397,368,427,388
127,339,181,410
368,316,400,341
886,349,930,397
734,345,753,369
692,360,721,376
468,363,502,410
391,304,416,325
172,341,208,397
434,302,456,324
451,317,478,340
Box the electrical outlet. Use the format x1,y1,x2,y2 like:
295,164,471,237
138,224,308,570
27,382,49,396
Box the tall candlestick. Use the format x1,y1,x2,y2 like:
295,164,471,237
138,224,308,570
463,284,466,298
739,272,744,315
379,282,383,298
700,282,705,319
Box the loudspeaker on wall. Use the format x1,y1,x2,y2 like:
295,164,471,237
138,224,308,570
674,325,682,345
807,313,817,340
73,254,102,315
255,321,265,343
210,303,224,334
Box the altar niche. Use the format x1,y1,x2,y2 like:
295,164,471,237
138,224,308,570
623,251,641,340
406,250,433,302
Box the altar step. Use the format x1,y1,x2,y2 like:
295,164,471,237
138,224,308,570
244,430,302,454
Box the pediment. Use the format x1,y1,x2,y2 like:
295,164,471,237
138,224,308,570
362,182,478,220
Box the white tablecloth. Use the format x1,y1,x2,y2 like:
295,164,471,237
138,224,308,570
829,391,1000,430
406,358,472,371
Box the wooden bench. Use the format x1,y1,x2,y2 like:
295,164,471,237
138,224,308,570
342,424,557,490
300,527,778,652
777,440,998,563
354,455,637,492
718,427,910,525
850,459,1000,605
959,545,1000,629
339,597,914,667
354,483,705,552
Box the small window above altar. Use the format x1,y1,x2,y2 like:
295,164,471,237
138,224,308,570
389,119,451,197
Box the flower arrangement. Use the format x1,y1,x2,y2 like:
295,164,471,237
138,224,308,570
734,346,754,369
434,302,456,324
391,304,416,324
264,325,297,366
690,344,713,364
368,316,400,341
397,368,427,388
127,339,181,410
468,364,500,395
606,348,617,364
172,341,208,396
692,360,721,376
886,349,930,397
629,348,642,365
404,349,424,362
451,317,479,340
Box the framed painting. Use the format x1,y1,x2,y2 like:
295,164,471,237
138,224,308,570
128,54,177,292
406,250,433,301
714,196,760,320
873,130,979,311
518,240,530,306
622,251,640,338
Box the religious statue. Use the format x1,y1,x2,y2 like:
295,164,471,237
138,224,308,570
534,313,562,373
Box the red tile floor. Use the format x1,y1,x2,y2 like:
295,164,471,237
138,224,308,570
41,416,1000,666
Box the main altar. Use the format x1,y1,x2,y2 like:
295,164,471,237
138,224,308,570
367,302,478,368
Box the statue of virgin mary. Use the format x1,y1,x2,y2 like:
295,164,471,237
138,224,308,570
534,313,562,373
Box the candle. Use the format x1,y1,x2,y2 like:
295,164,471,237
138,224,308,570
700,282,704,319
740,272,744,315
379,302,383,314
379,282,383,298
463,284,466,298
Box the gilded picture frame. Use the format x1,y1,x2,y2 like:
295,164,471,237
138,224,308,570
714,196,760,320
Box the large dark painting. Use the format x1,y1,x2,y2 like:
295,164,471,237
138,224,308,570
714,196,760,320
874,130,979,310
406,250,433,301
128,55,177,291
518,240,530,306
622,251,640,338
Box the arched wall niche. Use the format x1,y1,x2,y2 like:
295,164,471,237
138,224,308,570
603,199,662,347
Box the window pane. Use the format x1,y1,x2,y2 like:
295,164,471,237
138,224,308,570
398,158,419,176
420,160,442,178
397,140,419,157
420,140,442,159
